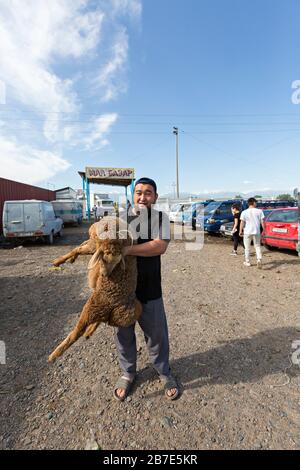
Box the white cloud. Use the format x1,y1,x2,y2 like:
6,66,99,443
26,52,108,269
110,0,142,21
83,113,118,148
62,113,118,150
0,137,71,184
0,0,104,116
92,0,142,102
94,28,129,102
0,0,141,182
243,180,253,185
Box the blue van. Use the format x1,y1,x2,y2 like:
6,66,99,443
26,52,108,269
196,200,247,233
183,200,214,229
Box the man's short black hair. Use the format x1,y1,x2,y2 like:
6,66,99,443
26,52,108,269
135,177,157,193
248,197,257,205
232,203,240,210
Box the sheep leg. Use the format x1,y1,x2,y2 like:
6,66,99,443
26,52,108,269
48,303,91,362
135,299,143,319
83,322,100,338
48,326,84,362
48,294,108,362
52,239,96,267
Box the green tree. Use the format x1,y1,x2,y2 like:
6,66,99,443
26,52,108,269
276,194,294,201
254,195,262,199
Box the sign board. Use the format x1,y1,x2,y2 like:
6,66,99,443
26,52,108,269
86,167,134,180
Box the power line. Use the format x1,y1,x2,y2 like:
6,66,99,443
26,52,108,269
182,129,297,168
1,104,300,117
2,128,300,134
3,116,300,125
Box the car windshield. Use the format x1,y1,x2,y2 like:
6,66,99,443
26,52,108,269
102,200,113,206
267,210,298,223
170,204,182,212
204,202,221,215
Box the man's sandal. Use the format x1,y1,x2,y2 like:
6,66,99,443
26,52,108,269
113,376,134,402
164,375,179,400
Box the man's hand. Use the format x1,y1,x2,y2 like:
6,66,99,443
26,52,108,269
122,246,131,257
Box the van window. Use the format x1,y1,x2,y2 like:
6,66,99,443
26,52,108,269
218,204,232,215
7,204,22,221
204,202,221,215
45,204,55,219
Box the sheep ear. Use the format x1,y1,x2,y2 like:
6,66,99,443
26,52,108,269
88,248,105,272
121,255,126,271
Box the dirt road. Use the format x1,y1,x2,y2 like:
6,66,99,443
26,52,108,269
0,224,300,449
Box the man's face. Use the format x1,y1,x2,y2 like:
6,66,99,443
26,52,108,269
134,183,158,210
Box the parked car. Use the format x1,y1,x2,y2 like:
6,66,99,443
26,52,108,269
51,199,83,225
256,200,297,209
183,200,214,230
169,203,191,224
262,207,298,252
220,209,274,237
196,200,247,233
2,200,63,244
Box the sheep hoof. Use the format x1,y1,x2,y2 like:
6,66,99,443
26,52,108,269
48,354,56,363
52,259,62,267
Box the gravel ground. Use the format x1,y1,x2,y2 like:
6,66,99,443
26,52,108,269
0,223,300,450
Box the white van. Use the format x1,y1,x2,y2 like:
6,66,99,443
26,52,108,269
2,200,63,244
94,199,115,218
51,199,83,225
169,203,192,224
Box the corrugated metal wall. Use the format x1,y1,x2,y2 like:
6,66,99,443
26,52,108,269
0,177,56,233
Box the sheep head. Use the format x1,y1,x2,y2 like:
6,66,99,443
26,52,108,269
88,216,132,278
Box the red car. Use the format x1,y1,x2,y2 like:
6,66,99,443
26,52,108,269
262,208,298,252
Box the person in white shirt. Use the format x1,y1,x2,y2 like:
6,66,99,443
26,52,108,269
240,198,265,268
95,202,102,221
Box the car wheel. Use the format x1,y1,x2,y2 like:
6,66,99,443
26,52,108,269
47,232,54,245
264,244,274,250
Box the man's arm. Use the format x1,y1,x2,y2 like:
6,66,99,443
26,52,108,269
239,220,245,236
123,239,169,257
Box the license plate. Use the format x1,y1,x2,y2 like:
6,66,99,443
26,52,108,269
272,228,288,233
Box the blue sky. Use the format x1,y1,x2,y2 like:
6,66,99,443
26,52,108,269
1,0,300,197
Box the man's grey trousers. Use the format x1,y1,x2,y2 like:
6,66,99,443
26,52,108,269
114,297,171,380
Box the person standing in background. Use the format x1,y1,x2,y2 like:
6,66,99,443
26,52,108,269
240,198,264,268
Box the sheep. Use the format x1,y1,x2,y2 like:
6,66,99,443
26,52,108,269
48,216,142,363
51,223,98,268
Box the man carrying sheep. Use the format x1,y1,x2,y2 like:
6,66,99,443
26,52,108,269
114,177,179,401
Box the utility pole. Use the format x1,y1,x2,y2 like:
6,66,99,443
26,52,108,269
173,127,179,198
171,182,176,200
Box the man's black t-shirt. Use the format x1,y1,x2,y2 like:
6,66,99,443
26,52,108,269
127,209,170,303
